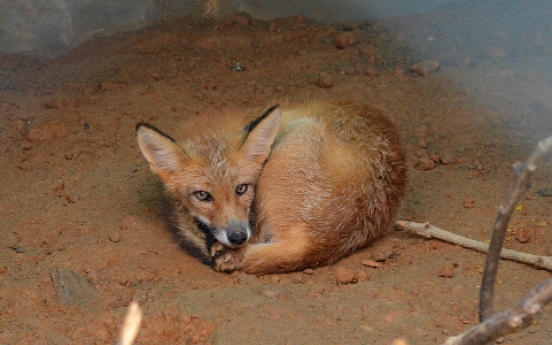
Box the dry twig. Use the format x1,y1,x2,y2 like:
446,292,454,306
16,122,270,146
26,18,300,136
116,301,143,345
396,221,552,271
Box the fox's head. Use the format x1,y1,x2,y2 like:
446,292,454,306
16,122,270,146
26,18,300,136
135,105,281,248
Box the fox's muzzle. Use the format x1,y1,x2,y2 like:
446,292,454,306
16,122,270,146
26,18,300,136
197,218,251,247
223,221,250,247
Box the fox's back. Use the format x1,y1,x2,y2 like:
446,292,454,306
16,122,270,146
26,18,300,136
254,101,406,267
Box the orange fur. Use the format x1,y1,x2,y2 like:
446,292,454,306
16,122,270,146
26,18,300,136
136,100,407,275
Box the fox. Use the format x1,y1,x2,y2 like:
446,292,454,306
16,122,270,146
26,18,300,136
135,100,406,275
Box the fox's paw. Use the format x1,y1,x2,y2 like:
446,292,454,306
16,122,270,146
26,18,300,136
211,244,245,272
210,242,226,258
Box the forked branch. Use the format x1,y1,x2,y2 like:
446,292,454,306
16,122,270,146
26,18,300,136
400,134,552,345
443,277,552,345
480,135,552,322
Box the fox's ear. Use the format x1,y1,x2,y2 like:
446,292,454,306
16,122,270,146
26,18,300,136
136,123,188,182
240,105,281,164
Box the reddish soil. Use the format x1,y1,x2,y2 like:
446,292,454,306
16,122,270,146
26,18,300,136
1,11,552,345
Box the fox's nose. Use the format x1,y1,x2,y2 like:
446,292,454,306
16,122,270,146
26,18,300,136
227,231,248,246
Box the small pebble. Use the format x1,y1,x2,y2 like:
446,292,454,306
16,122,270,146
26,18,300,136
365,68,380,77
417,148,428,157
429,153,440,163
260,289,280,299
317,72,333,88
291,275,304,284
334,31,358,49
150,72,162,81
514,228,531,243
230,12,252,26
410,60,440,77
417,156,436,171
108,232,121,243
268,275,281,284
373,249,400,262
439,266,454,278
360,259,382,268
464,196,475,209
356,270,369,282
334,267,357,285
458,310,474,324
232,62,245,71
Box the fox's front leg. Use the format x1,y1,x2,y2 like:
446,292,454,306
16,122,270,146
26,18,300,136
210,242,246,272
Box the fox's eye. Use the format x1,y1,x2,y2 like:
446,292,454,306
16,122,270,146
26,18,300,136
236,184,248,195
194,191,212,202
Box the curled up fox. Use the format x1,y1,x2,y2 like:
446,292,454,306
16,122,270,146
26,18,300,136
136,100,406,275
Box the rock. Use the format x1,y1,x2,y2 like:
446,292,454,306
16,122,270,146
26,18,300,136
50,267,100,306
108,231,121,243
410,60,440,77
334,31,358,49
334,267,357,285
439,266,454,278
514,228,531,243
356,269,369,282
260,289,280,298
317,72,333,88
291,275,304,284
458,309,475,324
268,275,281,284
464,196,475,209
373,249,400,262
230,12,252,26
417,156,436,171
365,68,380,77
303,268,314,275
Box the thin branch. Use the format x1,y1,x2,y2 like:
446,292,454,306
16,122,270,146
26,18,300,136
480,135,552,322
396,221,552,271
442,277,552,345
116,301,143,345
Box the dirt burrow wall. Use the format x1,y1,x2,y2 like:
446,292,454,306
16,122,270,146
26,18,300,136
0,0,465,59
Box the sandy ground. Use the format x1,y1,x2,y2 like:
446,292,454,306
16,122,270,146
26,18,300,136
1,8,552,345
